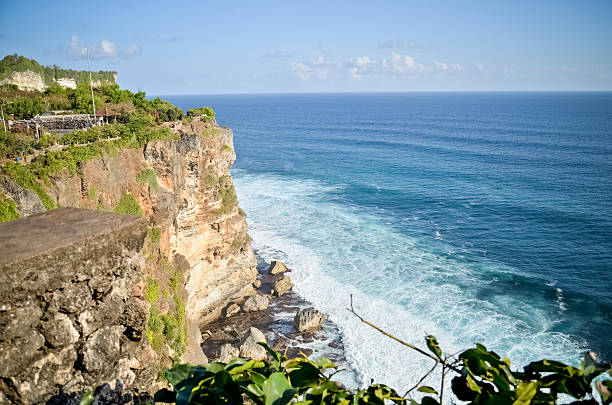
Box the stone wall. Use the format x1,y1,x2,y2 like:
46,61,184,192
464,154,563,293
0,208,154,404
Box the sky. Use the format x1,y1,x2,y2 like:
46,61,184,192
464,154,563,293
1,0,611,94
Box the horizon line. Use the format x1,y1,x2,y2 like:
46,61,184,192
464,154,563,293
150,89,612,97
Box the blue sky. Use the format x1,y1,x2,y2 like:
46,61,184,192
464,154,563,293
1,0,611,94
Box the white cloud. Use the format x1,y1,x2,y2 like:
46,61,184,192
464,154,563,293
434,60,463,71
434,60,448,70
347,56,378,79
99,40,118,58
289,56,338,80
289,52,472,80
68,35,140,59
385,51,425,74
475,62,485,72
124,44,142,57
69,35,87,57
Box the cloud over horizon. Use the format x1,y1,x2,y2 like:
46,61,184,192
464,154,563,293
68,35,141,59
289,52,469,81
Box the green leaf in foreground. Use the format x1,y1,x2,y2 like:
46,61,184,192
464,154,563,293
263,372,296,405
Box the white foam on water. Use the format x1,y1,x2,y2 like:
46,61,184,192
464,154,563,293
233,171,586,399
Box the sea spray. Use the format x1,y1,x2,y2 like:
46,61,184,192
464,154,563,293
233,172,585,393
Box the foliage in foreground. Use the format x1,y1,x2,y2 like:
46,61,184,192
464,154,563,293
154,339,611,405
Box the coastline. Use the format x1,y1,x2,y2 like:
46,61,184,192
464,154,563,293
199,251,359,386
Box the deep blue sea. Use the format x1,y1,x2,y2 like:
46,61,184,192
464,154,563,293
165,92,612,391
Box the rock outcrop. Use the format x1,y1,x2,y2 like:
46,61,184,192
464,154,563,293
243,294,270,312
293,308,326,332
216,343,240,363
0,176,45,217
273,275,294,296
0,208,152,404
268,261,289,275
239,327,268,360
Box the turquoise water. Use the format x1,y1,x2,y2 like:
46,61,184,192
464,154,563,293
165,92,612,390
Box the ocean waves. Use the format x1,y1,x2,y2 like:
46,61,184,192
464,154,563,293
233,171,586,392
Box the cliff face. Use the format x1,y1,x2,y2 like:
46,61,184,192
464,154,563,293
0,71,47,92
2,120,258,364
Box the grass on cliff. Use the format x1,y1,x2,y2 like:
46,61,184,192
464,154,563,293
136,168,160,193
147,296,187,359
0,196,19,222
201,174,216,188
147,226,161,244
114,193,143,215
143,251,189,363
145,277,160,304
216,175,237,216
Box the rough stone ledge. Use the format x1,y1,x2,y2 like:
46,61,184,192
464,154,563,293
0,207,146,268
0,208,150,404
0,207,147,299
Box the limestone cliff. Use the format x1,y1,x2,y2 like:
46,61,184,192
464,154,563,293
2,119,258,367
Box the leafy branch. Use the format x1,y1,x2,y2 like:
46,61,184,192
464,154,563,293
152,296,611,405
347,295,612,405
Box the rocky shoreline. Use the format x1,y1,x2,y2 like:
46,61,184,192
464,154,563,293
199,253,354,377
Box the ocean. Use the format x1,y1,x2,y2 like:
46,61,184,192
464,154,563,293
164,92,612,392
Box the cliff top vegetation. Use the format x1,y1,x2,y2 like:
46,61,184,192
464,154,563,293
0,57,217,219
0,54,116,86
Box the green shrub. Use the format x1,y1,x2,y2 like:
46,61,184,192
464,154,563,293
202,174,216,188
223,144,233,152
146,297,187,360
169,269,182,294
87,187,97,200
216,176,237,216
4,97,46,119
114,193,143,215
0,196,19,222
147,226,161,244
145,277,160,304
186,106,215,120
0,131,37,158
136,168,159,192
